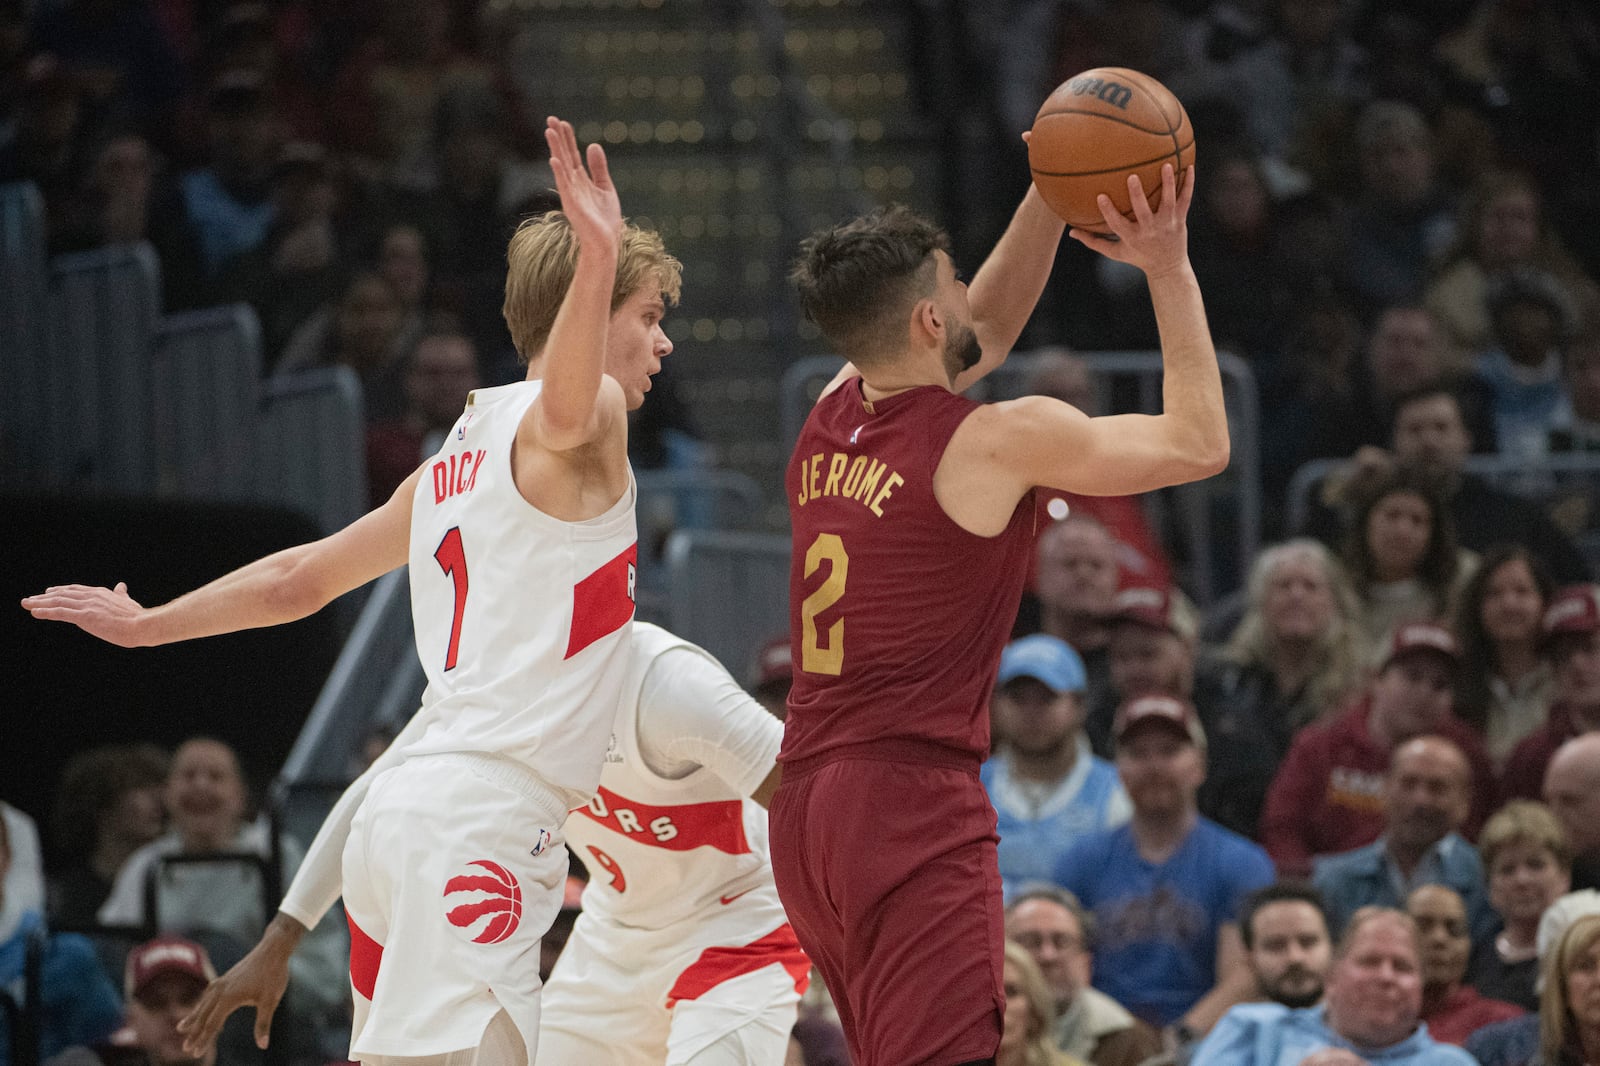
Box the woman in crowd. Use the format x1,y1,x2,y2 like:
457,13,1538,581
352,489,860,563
96,737,348,1046
47,743,168,929
1454,547,1556,764
1220,538,1366,733
1535,912,1600,1065
1342,464,1473,655
1472,801,1571,1012
1426,171,1599,364
999,939,1084,1066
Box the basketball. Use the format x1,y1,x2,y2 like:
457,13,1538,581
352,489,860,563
1028,68,1195,233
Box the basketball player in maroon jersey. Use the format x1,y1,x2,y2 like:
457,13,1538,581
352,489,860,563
774,165,1228,1065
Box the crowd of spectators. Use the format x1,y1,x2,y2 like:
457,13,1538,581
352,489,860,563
9,0,1600,1064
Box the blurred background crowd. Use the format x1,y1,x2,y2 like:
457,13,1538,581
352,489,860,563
5,0,1600,1063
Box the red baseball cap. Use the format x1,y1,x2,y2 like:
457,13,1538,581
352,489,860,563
124,936,216,1002
1110,586,1199,643
749,637,793,691
1381,622,1460,670
1544,585,1600,642
1112,694,1207,752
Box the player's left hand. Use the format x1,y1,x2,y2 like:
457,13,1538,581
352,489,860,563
21,582,150,647
544,116,622,254
178,928,294,1053
1068,163,1194,279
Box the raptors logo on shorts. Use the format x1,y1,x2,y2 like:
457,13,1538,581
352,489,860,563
443,860,523,944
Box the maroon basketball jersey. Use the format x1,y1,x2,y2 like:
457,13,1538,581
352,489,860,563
783,379,1039,765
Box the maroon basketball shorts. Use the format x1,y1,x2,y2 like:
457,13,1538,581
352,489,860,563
769,750,1005,1066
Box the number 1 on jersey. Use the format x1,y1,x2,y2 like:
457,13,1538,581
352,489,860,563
801,532,848,675
434,526,468,671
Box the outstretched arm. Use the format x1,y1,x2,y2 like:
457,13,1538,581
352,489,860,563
956,176,1067,392
960,165,1225,499
1067,165,1228,472
522,116,625,453
23,469,420,647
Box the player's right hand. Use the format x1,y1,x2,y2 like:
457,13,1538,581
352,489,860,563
177,934,292,1054
21,582,149,647
1068,163,1194,280
545,115,622,254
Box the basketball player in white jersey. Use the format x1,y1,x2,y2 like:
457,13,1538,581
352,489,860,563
23,118,682,1066
177,621,805,1065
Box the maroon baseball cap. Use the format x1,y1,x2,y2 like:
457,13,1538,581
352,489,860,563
1543,585,1600,642
1110,586,1199,643
124,936,216,1002
1112,694,1207,752
1381,622,1460,670
749,637,793,691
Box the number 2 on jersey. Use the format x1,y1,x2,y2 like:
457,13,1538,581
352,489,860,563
801,533,849,675
434,526,468,671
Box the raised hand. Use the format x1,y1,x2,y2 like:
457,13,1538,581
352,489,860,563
545,116,621,254
1068,164,1194,279
21,582,149,647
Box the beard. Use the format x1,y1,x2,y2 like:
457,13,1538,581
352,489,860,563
1264,970,1324,1009
943,321,983,381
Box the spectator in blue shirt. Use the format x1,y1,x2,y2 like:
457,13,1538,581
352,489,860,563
1054,694,1274,1041
0,806,121,1066
984,634,1130,900
1192,907,1476,1066
1312,736,1495,942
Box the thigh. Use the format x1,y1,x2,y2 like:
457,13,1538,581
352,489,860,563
768,773,854,1050
823,762,1006,1066
346,760,566,1060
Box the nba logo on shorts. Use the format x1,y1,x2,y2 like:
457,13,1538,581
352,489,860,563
531,828,552,856
442,860,523,944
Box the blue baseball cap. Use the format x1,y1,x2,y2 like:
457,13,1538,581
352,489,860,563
997,635,1087,694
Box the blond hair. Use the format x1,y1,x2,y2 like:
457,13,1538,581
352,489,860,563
502,211,682,362
1541,913,1600,1065
1003,940,1082,1066
1481,800,1573,875
1224,539,1364,728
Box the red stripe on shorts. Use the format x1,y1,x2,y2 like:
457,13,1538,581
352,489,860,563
665,923,811,1007
566,542,638,659
347,914,383,1001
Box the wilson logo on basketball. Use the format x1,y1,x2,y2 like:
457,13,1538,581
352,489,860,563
442,860,522,944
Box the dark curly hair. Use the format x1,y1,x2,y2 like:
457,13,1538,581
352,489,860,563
50,743,169,864
1343,463,1460,611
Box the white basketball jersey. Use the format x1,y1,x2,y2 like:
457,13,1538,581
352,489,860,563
403,380,638,810
566,624,782,932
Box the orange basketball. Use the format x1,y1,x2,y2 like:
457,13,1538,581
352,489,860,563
1028,67,1195,234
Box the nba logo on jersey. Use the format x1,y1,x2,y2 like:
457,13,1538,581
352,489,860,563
604,732,623,763
850,424,863,445
456,410,475,440
442,860,523,944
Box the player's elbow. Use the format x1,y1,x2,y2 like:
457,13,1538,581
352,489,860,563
269,550,337,620
1192,436,1230,478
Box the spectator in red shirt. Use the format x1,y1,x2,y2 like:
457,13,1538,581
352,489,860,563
1260,622,1497,876
1407,884,1524,1045
1502,586,1600,801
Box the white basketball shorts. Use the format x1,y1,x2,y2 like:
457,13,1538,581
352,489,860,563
537,909,806,1065
343,753,568,1059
